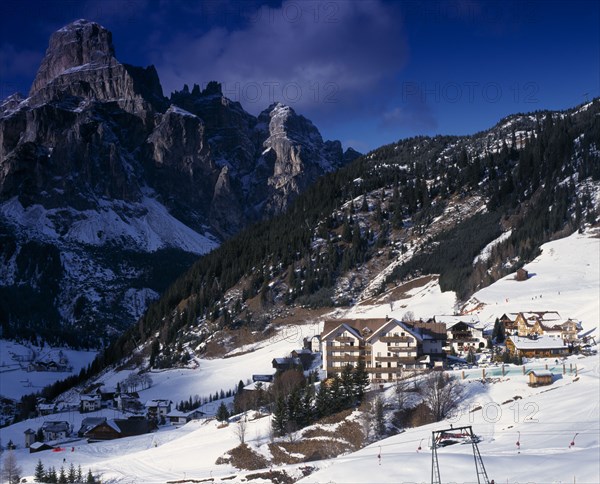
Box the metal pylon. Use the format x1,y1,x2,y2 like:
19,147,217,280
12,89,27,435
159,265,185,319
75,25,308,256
431,425,490,484
431,431,441,484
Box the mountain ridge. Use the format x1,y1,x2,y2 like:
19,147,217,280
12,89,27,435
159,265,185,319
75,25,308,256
0,19,357,345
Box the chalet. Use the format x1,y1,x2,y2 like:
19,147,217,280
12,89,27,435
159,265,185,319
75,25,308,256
24,428,36,448
29,441,54,453
100,391,116,408
506,335,569,358
41,421,70,441
516,268,529,281
145,399,172,422
406,321,446,358
78,417,109,437
321,318,431,384
115,392,141,412
166,409,205,425
271,357,301,372
84,417,155,441
37,402,56,416
527,370,553,387
444,321,486,355
556,319,582,342
498,313,518,334
80,394,102,412
291,349,317,371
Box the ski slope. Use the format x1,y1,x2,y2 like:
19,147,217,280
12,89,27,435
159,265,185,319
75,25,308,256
300,354,600,483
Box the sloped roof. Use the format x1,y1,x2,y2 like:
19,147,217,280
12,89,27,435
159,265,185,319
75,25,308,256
321,318,389,340
508,335,566,350
365,319,423,343
527,370,553,377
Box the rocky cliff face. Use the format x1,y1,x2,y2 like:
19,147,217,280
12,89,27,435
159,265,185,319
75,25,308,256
0,20,357,345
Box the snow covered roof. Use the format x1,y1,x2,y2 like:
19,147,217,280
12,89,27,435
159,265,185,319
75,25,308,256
166,409,204,418
145,399,172,408
434,314,480,325
527,370,553,377
508,335,566,350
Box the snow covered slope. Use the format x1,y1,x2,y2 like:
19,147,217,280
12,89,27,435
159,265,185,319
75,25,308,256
301,354,600,483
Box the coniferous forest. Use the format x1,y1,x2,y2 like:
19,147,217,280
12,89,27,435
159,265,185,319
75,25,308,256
86,100,600,371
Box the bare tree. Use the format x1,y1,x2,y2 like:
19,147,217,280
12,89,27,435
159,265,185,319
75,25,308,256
360,398,374,443
395,379,410,410
419,372,464,421
234,416,247,444
402,311,415,322
1,450,22,484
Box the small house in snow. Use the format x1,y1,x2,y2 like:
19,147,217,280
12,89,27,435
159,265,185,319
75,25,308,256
145,399,172,422
527,370,553,387
29,441,54,453
41,421,70,441
80,394,102,412
516,268,529,281
84,417,155,441
166,409,205,425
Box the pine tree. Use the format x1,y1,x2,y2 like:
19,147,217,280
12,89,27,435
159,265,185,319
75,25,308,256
216,402,230,422
34,459,45,482
353,362,371,402
86,469,95,483
58,466,68,484
77,465,83,483
340,364,355,407
315,382,330,419
47,466,58,483
68,462,76,483
272,395,288,436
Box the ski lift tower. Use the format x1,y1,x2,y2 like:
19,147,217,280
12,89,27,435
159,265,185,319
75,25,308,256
431,425,490,484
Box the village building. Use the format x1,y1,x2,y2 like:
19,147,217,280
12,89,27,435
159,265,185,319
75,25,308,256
40,421,70,441
78,417,109,437
80,394,102,412
527,369,554,387
29,441,54,453
506,335,569,358
115,392,141,412
145,399,172,422
83,417,156,441
321,318,436,384
165,409,205,425
271,357,301,372
37,401,56,416
443,321,487,355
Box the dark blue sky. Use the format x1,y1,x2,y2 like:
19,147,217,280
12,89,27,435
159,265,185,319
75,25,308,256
1,0,598,152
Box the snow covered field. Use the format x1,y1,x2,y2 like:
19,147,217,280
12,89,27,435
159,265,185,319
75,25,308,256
0,340,97,400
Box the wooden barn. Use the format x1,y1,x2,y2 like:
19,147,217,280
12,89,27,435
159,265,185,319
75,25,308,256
516,268,529,281
527,370,553,387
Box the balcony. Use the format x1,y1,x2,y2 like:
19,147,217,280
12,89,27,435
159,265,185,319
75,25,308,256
386,346,413,353
334,336,354,343
380,335,412,343
327,355,362,363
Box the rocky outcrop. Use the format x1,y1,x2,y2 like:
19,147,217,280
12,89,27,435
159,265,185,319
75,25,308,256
0,20,358,343
28,19,165,116
258,103,345,213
